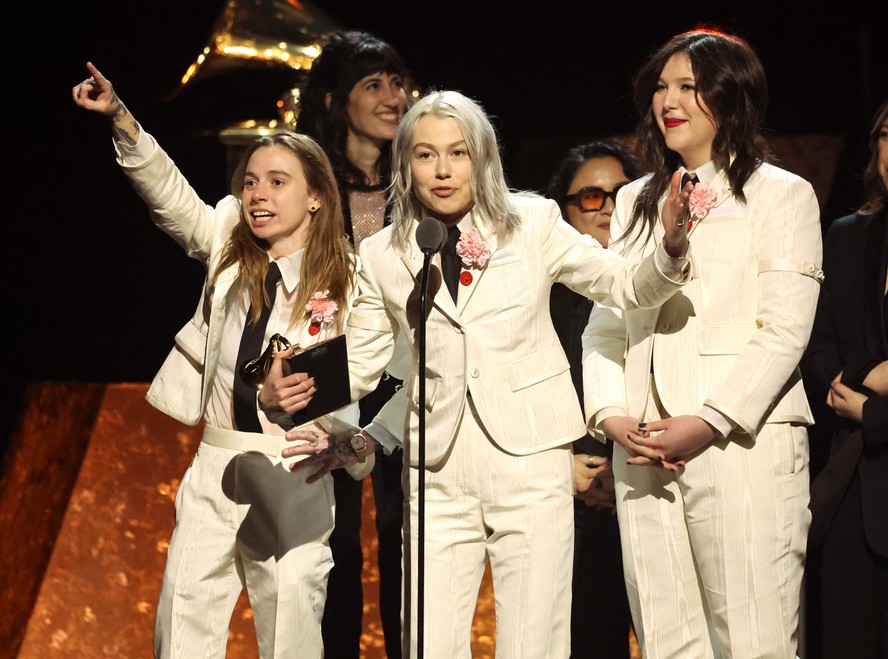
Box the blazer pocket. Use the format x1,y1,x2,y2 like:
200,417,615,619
697,325,757,355
699,206,744,223
506,343,570,391
487,246,521,267
408,372,439,411
174,319,208,366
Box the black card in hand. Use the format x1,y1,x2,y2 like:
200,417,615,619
286,334,351,426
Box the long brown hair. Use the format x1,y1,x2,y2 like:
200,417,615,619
215,132,355,333
618,29,771,248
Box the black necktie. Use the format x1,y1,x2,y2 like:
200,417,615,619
441,225,461,302
233,261,281,432
681,172,699,189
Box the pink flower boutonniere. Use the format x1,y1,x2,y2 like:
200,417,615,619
455,228,491,269
305,291,338,335
688,182,718,225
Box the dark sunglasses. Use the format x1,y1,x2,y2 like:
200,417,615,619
564,184,627,212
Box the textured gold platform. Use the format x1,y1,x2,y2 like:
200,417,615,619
1,383,639,658
0,383,499,658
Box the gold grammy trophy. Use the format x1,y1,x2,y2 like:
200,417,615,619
174,0,342,175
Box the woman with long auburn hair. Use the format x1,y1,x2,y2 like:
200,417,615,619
73,61,369,658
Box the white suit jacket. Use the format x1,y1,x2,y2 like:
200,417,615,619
346,194,689,466
583,163,823,439
117,135,364,466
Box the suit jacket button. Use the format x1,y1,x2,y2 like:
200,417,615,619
470,368,480,378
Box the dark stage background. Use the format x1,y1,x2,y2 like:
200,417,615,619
2,0,887,449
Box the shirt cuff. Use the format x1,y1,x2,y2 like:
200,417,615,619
593,406,628,431
697,405,734,438
364,421,402,454
260,407,296,432
654,243,692,282
113,131,153,166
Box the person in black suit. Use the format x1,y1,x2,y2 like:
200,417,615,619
545,139,642,658
800,98,888,658
296,30,412,658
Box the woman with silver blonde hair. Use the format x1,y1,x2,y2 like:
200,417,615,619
284,88,693,658
388,90,520,247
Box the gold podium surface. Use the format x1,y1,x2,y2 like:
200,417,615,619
2,383,498,658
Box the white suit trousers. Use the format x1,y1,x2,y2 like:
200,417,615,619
154,437,335,658
614,389,810,658
403,402,574,658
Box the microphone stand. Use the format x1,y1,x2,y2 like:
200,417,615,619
417,250,430,659
414,218,444,659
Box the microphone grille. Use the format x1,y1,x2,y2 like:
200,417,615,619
416,217,447,254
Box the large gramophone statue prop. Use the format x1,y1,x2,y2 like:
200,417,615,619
173,0,341,175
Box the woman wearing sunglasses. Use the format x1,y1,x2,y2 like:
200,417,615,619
73,61,371,658
582,29,822,657
546,138,642,658
556,145,639,250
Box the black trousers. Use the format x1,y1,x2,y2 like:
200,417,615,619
570,440,632,659
818,473,888,658
321,372,403,659
372,447,404,659
321,470,364,658
570,502,632,658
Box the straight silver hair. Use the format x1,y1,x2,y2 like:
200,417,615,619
388,90,522,247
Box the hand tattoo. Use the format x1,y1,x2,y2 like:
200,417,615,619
325,436,357,466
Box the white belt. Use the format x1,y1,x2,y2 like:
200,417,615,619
202,424,285,457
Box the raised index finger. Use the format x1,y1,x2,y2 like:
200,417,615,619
86,61,108,84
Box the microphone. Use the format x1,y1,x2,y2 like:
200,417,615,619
416,217,447,255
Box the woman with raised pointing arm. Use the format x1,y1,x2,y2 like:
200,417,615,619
73,61,371,658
